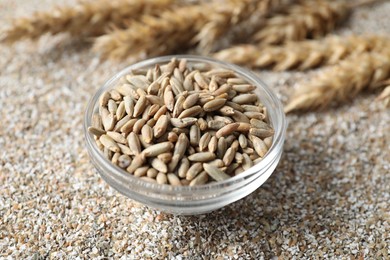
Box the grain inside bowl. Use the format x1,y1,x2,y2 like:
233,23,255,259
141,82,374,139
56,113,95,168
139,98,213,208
88,58,274,186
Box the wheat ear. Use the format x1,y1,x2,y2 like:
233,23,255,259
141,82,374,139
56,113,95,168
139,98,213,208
214,35,390,71
251,0,350,45
93,2,214,59
0,0,175,43
284,52,390,113
193,0,293,54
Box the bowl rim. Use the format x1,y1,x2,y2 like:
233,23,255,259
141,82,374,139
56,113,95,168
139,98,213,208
84,55,287,194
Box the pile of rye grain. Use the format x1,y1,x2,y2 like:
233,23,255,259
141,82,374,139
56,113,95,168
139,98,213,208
89,58,274,185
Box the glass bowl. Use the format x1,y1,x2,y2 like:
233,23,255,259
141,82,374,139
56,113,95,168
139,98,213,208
84,55,287,215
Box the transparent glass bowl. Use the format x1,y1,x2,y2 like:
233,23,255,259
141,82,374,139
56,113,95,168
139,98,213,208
84,55,287,215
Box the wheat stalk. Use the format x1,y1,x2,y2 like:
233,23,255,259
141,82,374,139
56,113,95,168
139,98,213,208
284,52,390,113
193,0,293,54
93,2,216,60
0,0,176,43
251,0,350,45
214,35,390,71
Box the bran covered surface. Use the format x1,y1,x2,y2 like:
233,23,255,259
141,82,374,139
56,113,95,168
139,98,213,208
0,1,389,258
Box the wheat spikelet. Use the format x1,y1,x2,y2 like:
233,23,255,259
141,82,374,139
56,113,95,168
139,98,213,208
376,85,390,107
214,35,390,71
0,0,175,43
284,52,390,113
193,0,293,54
93,2,215,59
252,0,349,45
